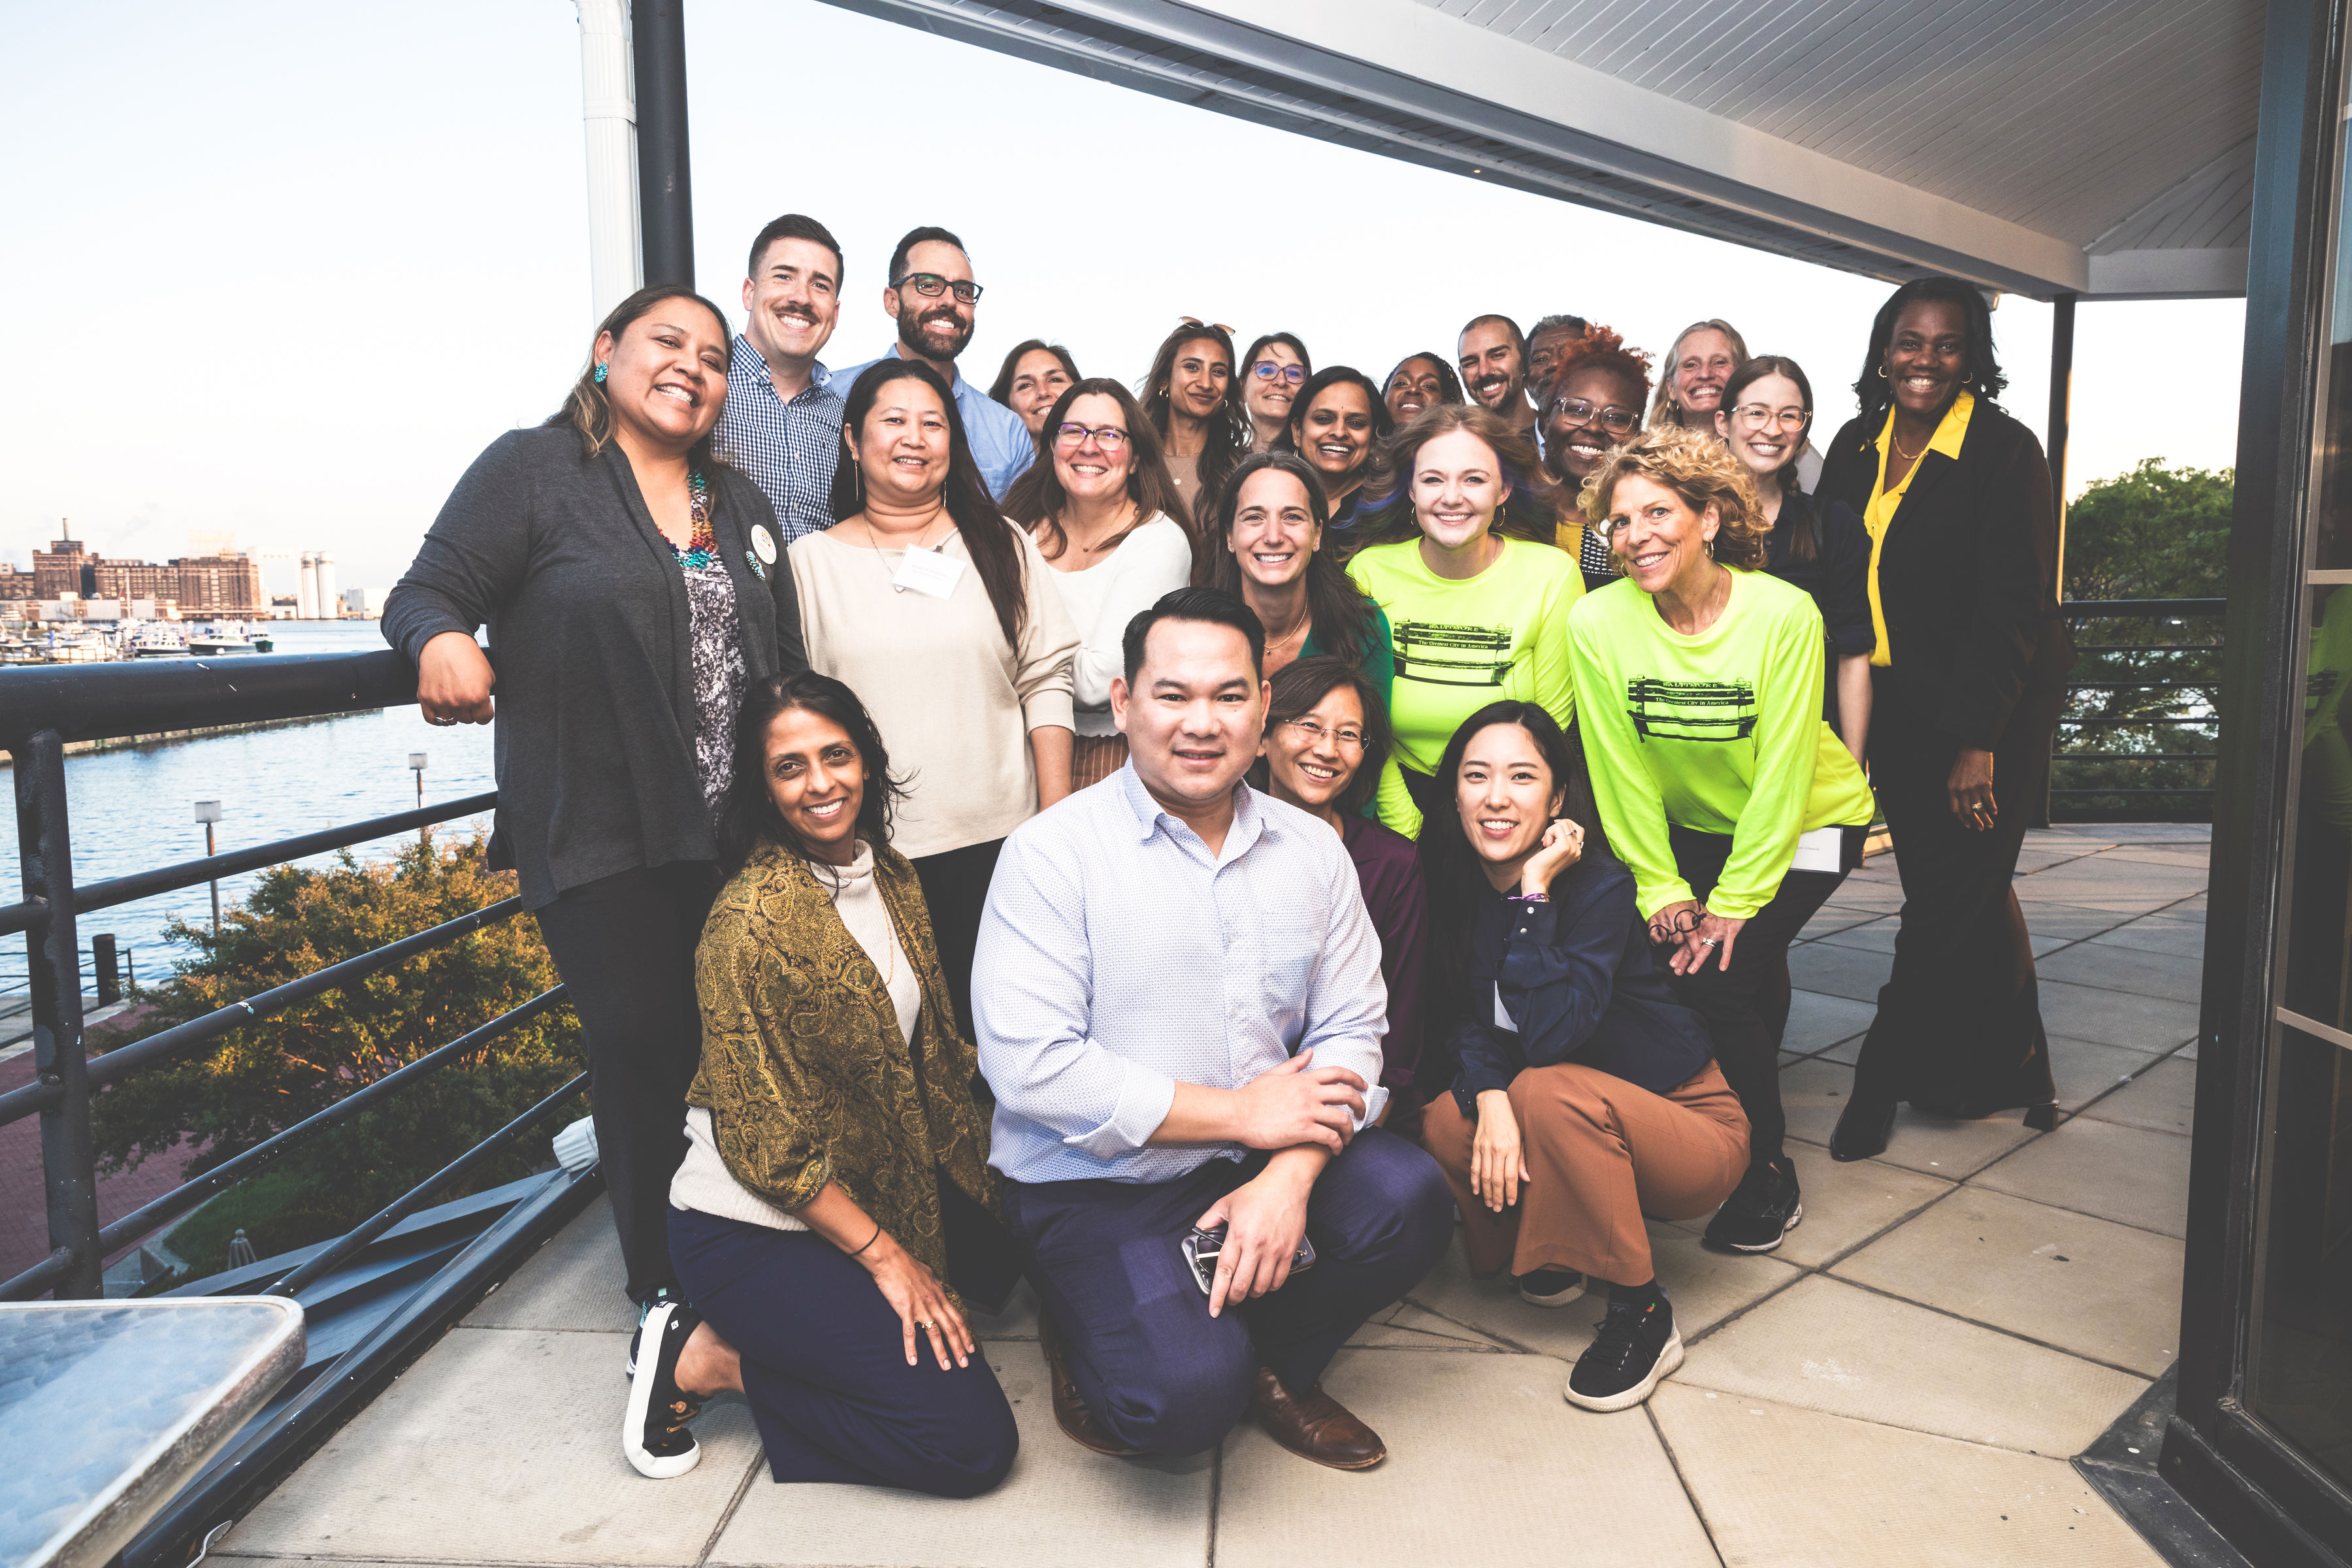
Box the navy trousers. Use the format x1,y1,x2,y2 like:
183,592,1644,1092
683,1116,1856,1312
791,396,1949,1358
1002,1128,1454,1458
669,1206,1019,1497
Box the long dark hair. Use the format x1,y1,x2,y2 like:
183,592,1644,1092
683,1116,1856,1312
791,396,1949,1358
1000,379,1185,561
1273,365,1394,470
1204,451,1382,668
1259,655,1392,818
1721,355,1820,562
1850,276,2006,436
549,285,733,469
1416,702,1604,1012
715,672,909,878
1354,403,1565,549
988,338,1080,407
1141,324,1252,527
828,359,1030,645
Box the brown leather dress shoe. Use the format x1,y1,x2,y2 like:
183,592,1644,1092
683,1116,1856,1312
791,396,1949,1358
1038,1311,1142,1457
1250,1366,1386,1470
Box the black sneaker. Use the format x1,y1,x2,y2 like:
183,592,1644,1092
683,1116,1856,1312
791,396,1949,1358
1703,1158,1803,1254
1565,1290,1682,1412
1514,1267,1587,1307
625,1285,682,1380
623,1299,705,1478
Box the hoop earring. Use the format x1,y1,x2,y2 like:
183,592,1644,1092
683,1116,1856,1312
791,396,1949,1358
1876,365,1888,380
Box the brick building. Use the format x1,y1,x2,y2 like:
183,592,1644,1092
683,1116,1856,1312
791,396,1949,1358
25,527,263,616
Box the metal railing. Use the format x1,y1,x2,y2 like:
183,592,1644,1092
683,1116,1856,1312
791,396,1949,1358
0,650,579,1301
2050,598,2225,823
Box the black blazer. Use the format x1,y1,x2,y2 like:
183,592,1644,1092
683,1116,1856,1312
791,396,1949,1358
1817,400,2072,752
384,426,808,908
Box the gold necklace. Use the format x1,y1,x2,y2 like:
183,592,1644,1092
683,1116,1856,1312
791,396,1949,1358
863,502,950,591
1889,429,1928,464
1263,596,1311,655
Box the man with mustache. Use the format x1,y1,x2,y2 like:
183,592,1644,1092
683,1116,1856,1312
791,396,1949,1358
1457,314,1539,443
713,213,848,545
829,225,1034,500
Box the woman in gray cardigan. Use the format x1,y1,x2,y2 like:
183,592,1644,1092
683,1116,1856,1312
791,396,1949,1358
384,285,807,1335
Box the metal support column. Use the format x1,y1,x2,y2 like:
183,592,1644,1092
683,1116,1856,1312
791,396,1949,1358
18,728,99,1298
633,0,694,290
2038,292,2078,830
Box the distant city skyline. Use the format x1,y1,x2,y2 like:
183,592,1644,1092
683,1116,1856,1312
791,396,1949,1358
6,1,2247,598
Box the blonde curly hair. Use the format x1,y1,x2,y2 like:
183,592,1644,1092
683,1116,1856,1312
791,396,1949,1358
1577,424,1769,570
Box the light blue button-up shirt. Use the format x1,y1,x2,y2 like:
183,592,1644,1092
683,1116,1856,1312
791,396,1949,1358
827,348,1037,501
974,764,1390,1186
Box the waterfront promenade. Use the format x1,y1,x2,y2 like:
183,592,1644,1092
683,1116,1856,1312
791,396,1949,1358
203,824,2210,1567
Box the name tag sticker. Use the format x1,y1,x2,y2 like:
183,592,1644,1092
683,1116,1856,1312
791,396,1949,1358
892,547,966,598
1789,825,1844,874
750,524,778,565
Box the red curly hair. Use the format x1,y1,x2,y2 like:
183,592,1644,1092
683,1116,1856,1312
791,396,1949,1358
1548,324,1656,404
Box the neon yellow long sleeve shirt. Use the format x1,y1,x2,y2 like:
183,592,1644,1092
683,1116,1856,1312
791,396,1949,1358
1348,536,1584,838
1567,570,1875,920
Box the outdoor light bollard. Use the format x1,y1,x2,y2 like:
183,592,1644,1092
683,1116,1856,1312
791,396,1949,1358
410,753,428,845
194,800,221,933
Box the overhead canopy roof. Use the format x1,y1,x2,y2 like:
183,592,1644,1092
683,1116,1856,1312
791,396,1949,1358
818,0,2264,301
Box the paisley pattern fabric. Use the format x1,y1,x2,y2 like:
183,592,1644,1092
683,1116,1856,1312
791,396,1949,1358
689,838,998,1297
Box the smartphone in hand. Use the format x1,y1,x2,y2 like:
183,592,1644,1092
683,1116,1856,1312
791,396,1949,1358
1181,1224,1316,1295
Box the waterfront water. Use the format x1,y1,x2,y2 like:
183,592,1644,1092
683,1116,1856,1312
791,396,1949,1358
2,623,497,1000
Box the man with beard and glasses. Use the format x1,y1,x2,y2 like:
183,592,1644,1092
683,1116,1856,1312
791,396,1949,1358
830,225,1034,500
1458,314,1539,443
713,214,849,546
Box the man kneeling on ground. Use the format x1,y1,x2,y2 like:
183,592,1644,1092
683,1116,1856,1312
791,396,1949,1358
974,587,1455,1469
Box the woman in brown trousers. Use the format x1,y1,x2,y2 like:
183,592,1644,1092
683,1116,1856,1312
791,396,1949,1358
1418,702,1748,1413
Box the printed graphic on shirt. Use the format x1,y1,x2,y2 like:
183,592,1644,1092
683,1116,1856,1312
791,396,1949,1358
1625,676,1757,742
1396,621,1516,687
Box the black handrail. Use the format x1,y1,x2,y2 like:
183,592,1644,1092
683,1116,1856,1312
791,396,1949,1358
0,649,415,745
2051,598,2225,824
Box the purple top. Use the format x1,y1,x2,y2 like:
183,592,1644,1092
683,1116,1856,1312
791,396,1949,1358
1339,811,1428,1091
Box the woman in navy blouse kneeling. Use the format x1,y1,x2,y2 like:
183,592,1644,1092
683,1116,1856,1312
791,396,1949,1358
1418,702,1749,1413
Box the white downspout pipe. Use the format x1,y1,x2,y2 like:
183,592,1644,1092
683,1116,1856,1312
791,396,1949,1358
575,0,643,328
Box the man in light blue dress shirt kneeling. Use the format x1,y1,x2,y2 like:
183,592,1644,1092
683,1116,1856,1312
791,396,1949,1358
973,588,1454,1471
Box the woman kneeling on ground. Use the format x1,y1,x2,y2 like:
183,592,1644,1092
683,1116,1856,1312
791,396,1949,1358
1418,702,1747,1412
625,671,1020,1495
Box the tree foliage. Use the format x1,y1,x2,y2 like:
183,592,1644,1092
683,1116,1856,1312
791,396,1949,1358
2055,459,2232,817
93,830,585,1269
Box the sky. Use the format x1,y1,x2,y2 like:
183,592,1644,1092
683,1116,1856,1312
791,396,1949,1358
2,0,2246,598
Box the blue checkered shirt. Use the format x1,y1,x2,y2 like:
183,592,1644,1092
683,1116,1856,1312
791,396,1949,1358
974,764,1390,1186
711,335,846,544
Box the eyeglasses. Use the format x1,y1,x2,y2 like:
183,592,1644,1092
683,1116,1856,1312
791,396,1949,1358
1729,403,1809,431
1054,422,1131,451
1282,717,1365,752
1251,363,1307,385
892,272,983,304
1550,399,1639,434
1647,906,1704,941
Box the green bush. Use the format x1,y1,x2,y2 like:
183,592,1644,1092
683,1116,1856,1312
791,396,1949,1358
93,830,585,1271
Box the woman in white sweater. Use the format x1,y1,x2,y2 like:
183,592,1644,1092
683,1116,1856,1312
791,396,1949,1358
789,359,1078,1037
1001,378,1197,788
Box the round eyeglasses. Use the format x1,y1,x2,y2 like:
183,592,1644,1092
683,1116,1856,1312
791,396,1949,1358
1251,363,1307,385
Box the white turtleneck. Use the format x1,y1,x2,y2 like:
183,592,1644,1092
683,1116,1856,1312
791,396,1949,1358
668,841,920,1232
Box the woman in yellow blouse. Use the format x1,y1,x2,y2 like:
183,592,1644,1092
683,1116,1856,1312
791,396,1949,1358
624,671,1019,1497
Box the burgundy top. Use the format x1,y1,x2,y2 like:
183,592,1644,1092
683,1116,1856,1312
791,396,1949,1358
1339,810,1428,1092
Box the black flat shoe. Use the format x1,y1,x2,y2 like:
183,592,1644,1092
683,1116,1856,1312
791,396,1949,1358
2023,1102,2058,1132
1829,1097,1897,1162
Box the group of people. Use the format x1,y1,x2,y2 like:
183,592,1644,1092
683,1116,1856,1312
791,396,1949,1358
385,212,2072,1494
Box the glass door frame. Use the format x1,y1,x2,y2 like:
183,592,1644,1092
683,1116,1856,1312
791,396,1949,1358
2168,0,2352,1561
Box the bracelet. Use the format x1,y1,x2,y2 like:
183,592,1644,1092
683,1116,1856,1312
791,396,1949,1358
1509,890,1549,903
850,1219,883,1256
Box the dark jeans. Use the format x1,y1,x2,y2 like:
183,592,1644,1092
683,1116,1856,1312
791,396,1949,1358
533,860,721,1304
1853,681,2063,1111
913,838,1004,1043
670,1206,1019,1497
1002,1128,1453,1457
1664,825,1858,1166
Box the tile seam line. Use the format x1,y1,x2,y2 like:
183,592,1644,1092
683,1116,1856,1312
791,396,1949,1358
1641,1400,1733,1568
691,1437,761,1568
1665,1371,2155,1468
1819,1267,2172,1381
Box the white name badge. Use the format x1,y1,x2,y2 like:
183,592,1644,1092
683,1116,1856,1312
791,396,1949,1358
892,546,966,598
1789,825,1846,874
749,524,778,566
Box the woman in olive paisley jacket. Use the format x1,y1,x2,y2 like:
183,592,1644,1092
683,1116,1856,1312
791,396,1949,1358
623,671,1019,1495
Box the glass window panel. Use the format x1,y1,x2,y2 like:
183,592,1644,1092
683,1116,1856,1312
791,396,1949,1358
2285,585,2352,1035
2247,1022,2352,1488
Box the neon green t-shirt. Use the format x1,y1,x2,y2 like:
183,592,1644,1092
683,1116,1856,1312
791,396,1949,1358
1568,569,1875,920
1348,535,1584,838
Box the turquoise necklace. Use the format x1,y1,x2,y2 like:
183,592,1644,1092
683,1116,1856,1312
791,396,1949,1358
668,470,715,568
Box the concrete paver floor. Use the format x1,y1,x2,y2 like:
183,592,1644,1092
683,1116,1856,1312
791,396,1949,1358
213,828,2206,1568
